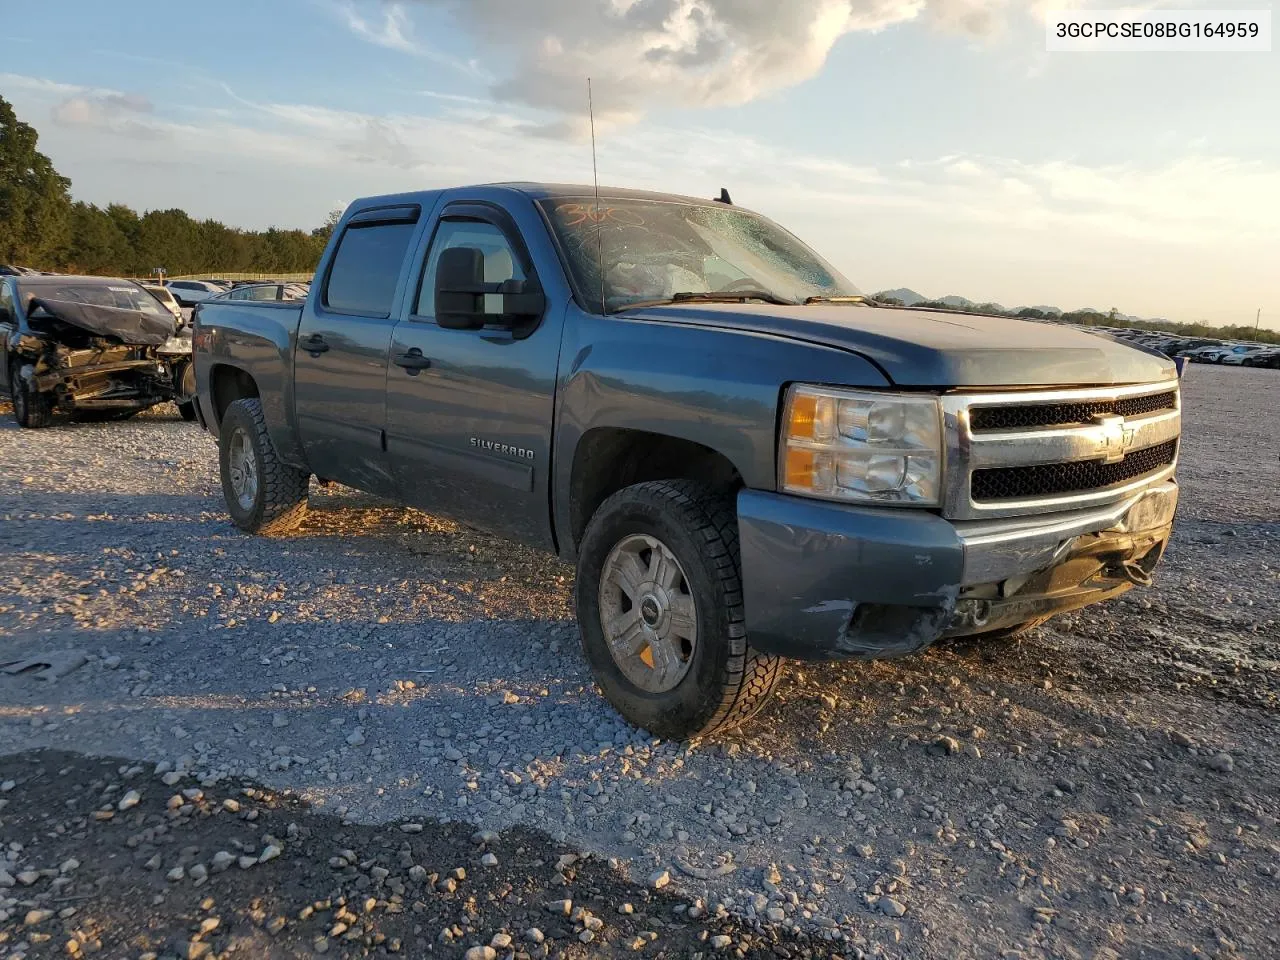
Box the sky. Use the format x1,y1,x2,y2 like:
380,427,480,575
2,0,1277,329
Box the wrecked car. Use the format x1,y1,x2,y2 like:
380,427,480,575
1,275,195,427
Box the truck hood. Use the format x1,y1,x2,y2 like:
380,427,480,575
624,303,1175,387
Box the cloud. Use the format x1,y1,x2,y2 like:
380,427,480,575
6,71,1275,324
52,92,152,124
50,89,162,139
337,1,489,77
359,0,1026,130
1,73,106,96
341,1,420,53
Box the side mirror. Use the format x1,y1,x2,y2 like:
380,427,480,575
436,247,485,329
435,246,545,330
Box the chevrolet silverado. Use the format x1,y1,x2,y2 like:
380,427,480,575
192,183,1181,738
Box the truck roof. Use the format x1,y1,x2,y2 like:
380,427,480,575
497,183,718,204
348,182,726,212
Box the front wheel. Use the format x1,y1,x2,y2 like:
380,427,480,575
575,480,784,739
218,397,310,534
9,361,54,429
172,360,197,421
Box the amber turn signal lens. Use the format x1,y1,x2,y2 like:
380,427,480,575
788,393,818,439
784,448,816,488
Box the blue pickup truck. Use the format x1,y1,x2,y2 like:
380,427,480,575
192,183,1181,738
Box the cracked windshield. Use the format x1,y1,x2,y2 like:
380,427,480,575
540,198,860,311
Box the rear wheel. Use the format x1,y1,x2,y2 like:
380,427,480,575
575,480,784,739
9,361,53,429
218,397,310,534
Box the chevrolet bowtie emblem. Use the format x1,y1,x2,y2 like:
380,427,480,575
1093,413,1134,464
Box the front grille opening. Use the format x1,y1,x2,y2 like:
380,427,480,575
969,390,1177,432
971,439,1178,501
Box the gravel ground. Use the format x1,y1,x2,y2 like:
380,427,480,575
1,365,1277,959
0,750,815,960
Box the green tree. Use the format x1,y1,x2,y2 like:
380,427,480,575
311,207,345,246
106,203,142,251
0,95,72,265
64,202,132,274
137,208,202,275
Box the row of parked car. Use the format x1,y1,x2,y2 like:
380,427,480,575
163,278,310,307
1093,326,1280,369
1176,343,1280,367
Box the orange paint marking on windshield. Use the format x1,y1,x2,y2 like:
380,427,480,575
554,203,645,227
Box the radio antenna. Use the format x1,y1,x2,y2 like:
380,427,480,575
588,77,605,313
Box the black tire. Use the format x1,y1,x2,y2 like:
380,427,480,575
218,397,310,535
9,360,54,429
172,359,196,418
575,479,784,739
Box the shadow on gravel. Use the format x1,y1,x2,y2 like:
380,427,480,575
0,750,836,959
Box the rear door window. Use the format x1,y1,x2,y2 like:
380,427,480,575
0,283,14,324
324,221,417,317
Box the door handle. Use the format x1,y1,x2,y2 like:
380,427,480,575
394,349,432,373
303,334,330,355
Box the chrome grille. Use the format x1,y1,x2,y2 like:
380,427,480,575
972,439,1178,501
941,381,1181,520
969,390,1178,431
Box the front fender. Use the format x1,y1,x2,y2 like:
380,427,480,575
551,307,890,555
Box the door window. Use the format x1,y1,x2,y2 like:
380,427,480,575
415,220,526,319
0,283,14,324
325,221,417,317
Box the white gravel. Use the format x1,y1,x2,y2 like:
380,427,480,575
1,364,1277,958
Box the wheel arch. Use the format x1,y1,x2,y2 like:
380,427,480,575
206,361,308,470
208,362,260,426
563,426,744,559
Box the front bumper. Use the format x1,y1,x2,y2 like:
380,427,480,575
737,481,1177,660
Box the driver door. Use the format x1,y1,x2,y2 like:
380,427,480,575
384,203,563,549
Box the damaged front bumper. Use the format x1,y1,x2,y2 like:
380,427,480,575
23,352,187,413
737,481,1177,661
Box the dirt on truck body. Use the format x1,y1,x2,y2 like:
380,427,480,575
0,274,196,427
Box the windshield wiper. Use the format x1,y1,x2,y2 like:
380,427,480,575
617,290,797,311
804,295,870,305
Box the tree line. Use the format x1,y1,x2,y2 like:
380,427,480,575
0,95,336,278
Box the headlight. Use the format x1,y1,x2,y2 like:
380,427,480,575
780,385,943,506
